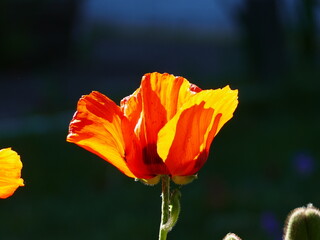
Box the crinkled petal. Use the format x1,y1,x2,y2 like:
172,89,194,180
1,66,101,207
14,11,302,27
121,88,157,178
118,72,202,177
120,87,142,127
157,86,238,176
119,73,201,177
142,72,201,122
67,91,135,178
0,148,24,199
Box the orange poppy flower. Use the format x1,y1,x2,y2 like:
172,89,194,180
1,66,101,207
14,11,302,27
67,72,238,184
0,148,24,198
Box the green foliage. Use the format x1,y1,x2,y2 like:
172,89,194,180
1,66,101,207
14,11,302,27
164,189,181,232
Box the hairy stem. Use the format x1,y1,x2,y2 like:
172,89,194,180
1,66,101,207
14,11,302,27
158,175,170,240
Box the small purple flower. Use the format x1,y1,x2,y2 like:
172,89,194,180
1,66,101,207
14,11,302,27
260,212,282,240
293,151,315,177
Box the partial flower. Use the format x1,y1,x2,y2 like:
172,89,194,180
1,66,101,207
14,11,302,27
0,148,24,198
67,72,238,184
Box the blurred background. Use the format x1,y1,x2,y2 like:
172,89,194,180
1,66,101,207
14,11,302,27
0,0,319,239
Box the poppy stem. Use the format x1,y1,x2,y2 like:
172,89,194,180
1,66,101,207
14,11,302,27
159,175,170,240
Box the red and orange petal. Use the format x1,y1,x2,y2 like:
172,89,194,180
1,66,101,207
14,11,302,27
0,148,24,199
67,91,135,178
141,72,201,122
119,72,203,178
157,86,238,176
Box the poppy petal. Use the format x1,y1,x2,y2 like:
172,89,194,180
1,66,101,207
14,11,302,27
67,91,135,178
120,87,142,128
142,72,201,122
120,88,158,178
119,73,202,177
157,86,238,176
0,148,24,199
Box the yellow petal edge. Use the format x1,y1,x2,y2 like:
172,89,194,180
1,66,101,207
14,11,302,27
157,86,238,162
0,148,24,199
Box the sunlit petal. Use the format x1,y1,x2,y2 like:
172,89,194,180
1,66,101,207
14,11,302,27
0,148,24,199
142,72,201,121
67,91,135,178
120,87,142,127
157,86,238,176
120,73,202,176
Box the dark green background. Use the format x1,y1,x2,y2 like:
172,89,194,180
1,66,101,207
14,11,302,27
1,0,319,239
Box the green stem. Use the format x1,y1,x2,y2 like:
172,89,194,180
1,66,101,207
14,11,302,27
158,175,170,240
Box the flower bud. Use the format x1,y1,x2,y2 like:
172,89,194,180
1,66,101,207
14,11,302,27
284,204,320,240
223,233,242,240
